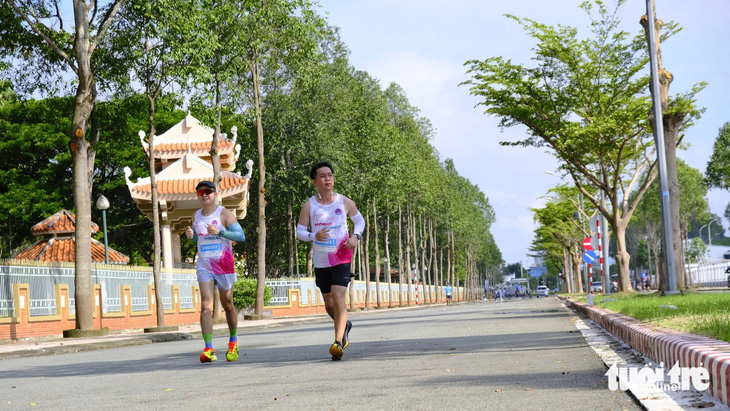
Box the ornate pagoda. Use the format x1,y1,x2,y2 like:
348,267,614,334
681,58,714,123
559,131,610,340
124,114,252,270
12,210,130,264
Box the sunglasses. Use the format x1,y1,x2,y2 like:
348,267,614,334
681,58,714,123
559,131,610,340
197,188,215,196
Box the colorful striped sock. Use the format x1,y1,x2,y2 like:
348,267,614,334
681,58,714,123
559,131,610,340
203,333,213,349
229,329,238,343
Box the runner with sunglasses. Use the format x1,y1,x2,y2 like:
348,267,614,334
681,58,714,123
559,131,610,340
185,180,246,363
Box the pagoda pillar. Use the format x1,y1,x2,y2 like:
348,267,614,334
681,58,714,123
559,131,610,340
172,233,182,268
161,224,173,272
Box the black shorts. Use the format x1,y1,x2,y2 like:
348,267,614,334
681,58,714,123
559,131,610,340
314,263,352,294
446,295,452,299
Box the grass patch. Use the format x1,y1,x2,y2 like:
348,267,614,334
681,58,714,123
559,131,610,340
583,292,730,343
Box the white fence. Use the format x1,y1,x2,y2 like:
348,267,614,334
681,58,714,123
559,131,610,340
265,278,450,306
0,263,198,317
688,261,730,288
0,262,455,318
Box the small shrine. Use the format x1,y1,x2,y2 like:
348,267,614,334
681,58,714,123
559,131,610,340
124,114,252,270
11,210,130,264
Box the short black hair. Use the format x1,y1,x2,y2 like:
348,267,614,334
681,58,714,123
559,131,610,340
309,161,333,180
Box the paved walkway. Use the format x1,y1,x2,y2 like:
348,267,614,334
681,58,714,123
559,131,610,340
0,314,331,360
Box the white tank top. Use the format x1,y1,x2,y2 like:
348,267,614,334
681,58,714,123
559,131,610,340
194,206,234,275
309,193,353,268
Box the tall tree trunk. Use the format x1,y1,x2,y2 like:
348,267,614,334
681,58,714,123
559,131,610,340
563,249,572,293
294,221,300,277
641,2,686,289
419,215,428,303
614,221,632,291
405,202,412,305
397,204,404,306
411,211,420,304
364,213,371,309
384,199,392,307
430,219,438,303
69,7,97,331
439,246,444,299
349,244,356,310
306,246,313,277
450,229,458,301
252,61,268,315
71,86,94,330
373,199,381,308
147,95,165,327
210,73,223,321
446,228,454,294
286,199,294,277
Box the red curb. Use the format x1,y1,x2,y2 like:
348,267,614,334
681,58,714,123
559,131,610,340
564,297,730,407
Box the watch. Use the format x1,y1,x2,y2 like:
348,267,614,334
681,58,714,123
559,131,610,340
353,233,361,240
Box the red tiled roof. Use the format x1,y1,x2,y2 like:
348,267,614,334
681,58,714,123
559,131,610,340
12,237,129,264
151,140,235,154
132,176,249,194
31,210,99,236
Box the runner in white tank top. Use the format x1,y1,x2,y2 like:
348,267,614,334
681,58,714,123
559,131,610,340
296,161,365,361
185,180,246,364
309,193,354,268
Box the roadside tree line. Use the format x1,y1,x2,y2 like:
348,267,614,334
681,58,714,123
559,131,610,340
0,0,501,329
465,0,728,293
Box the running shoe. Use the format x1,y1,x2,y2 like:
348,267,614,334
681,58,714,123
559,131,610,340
200,347,217,363
226,341,239,362
329,341,344,361
342,320,352,349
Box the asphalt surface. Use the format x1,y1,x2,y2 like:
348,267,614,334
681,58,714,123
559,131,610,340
0,298,641,410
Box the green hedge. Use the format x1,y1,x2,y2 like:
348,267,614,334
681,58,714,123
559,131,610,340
232,277,272,309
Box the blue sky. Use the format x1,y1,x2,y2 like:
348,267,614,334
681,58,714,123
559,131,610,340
317,0,730,266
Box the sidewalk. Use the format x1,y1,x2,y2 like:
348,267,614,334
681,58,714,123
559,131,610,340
0,303,431,361
0,314,330,361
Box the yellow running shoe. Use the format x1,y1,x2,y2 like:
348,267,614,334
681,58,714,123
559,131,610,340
343,321,352,349
200,347,217,363
329,341,344,361
226,341,239,362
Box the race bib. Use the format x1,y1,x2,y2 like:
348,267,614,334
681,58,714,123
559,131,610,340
313,237,338,252
199,236,223,258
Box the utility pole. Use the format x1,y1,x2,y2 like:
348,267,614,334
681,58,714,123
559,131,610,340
645,0,678,294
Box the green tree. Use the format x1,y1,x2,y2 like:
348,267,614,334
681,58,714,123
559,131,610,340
105,0,213,328
706,123,730,192
2,0,127,331
463,0,703,291
223,0,323,316
0,96,73,256
641,2,706,291
630,160,709,287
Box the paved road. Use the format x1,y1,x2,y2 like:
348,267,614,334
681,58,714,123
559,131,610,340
1,298,639,410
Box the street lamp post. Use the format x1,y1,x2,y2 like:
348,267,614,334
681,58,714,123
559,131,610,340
645,0,679,294
96,195,110,264
708,218,722,261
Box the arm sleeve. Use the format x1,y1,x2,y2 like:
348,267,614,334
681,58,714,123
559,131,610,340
351,212,365,236
221,222,245,242
296,224,313,242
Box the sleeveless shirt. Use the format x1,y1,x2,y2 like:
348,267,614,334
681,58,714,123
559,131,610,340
194,206,235,275
309,193,353,268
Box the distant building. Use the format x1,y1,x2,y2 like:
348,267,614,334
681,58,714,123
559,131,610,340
124,114,252,270
11,210,129,264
